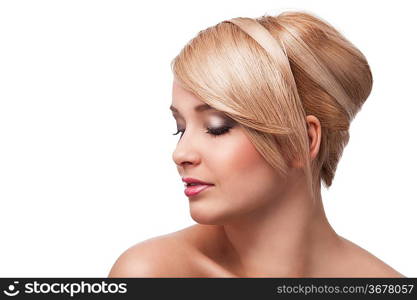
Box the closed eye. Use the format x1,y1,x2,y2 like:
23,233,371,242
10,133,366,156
172,126,232,138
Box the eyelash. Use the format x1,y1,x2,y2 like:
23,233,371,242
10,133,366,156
172,126,232,138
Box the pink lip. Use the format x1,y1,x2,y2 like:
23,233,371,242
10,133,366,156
184,184,213,197
182,177,213,185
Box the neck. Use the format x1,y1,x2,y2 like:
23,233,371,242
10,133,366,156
218,170,342,277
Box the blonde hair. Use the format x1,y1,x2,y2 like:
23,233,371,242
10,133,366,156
170,11,373,200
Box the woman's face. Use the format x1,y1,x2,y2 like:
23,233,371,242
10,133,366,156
171,79,287,224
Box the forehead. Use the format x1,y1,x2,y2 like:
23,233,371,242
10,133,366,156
171,80,215,114
172,80,201,102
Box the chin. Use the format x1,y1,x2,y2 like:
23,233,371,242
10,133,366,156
190,209,222,225
189,203,240,225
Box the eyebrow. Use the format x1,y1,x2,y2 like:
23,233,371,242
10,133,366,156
169,103,214,114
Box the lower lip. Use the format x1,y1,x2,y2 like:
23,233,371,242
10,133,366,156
184,184,214,197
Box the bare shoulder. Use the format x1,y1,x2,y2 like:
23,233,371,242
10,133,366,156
337,236,405,277
108,226,210,277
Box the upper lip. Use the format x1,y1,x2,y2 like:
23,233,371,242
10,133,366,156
182,177,214,186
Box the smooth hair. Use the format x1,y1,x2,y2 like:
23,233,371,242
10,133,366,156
170,11,373,200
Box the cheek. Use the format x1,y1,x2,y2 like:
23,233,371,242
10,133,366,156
207,130,279,197
189,130,285,224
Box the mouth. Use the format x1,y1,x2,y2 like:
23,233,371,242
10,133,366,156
181,177,215,197
184,184,214,197
182,177,214,186
184,182,214,187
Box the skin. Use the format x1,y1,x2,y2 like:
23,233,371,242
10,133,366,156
108,78,405,278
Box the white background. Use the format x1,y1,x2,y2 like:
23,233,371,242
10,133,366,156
0,0,416,277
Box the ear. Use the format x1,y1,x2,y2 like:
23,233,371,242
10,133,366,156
291,115,322,168
306,115,321,161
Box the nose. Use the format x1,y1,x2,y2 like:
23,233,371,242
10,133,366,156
172,129,201,168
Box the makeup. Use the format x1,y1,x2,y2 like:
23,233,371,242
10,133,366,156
184,184,213,197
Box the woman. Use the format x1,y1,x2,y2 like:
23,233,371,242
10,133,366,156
109,11,404,277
